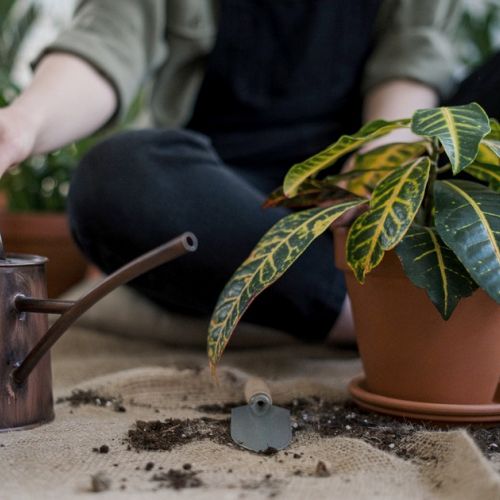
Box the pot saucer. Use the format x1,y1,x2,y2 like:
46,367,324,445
349,375,500,423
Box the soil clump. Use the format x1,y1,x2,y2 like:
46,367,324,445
57,389,126,412
151,468,203,490
127,417,231,452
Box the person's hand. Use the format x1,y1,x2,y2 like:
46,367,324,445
0,105,38,178
340,127,422,180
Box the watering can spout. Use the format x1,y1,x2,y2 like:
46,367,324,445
11,232,198,385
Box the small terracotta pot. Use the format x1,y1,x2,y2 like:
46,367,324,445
0,212,88,297
334,228,500,406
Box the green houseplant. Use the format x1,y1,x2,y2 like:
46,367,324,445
0,0,91,295
207,102,500,420
0,0,143,295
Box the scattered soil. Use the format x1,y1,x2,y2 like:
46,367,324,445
57,390,126,413
196,397,500,460
151,468,203,490
286,397,500,460
240,474,281,494
126,417,231,452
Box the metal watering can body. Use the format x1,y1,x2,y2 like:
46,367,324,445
1,255,54,430
0,233,197,431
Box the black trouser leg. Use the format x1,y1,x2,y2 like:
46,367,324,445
67,129,346,341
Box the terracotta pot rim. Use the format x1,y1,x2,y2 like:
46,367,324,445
349,375,500,421
350,375,500,415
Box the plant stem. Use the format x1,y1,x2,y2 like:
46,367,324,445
437,163,451,174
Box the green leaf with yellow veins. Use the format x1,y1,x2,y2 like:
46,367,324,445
396,224,477,319
411,103,490,174
207,198,367,371
347,157,431,282
348,141,428,196
465,162,500,192
434,180,500,303
482,118,500,158
283,118,410,197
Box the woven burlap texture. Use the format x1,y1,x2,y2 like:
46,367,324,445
1,284,500,499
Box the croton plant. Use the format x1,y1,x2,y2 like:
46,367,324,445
207,102,500,371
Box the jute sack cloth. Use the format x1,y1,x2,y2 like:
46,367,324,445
1,283,499,499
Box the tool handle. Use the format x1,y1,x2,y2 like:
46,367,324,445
244,377,272,405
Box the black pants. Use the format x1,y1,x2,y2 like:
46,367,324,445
67,53,500,342
68,128,346,341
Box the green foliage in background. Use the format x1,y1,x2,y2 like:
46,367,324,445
0,0,144,212
0,0,87,212
459,1,500,68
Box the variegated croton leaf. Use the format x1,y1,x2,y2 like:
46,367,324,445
482,118,500,158
434,180,500,303
283,119,410,197
347,157,431,283
348,141,429,196
263,180,355,209
411,103,491,174
396,224,478,319
465,162,500,192
207,198,367,371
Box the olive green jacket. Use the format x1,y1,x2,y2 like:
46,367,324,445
41,0,464,127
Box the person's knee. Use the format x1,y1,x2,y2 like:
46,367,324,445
67,128,216,251
68,133,130,224
70,128,214,203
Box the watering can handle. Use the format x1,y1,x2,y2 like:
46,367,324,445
12,232,198,385
0,231,5,260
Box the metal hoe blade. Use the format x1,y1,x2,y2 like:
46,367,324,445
231,393,292,452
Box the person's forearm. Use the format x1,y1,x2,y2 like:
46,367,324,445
10,52,117,154
362,79,438,146
364,79,438,122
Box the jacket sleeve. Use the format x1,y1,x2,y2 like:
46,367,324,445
362,0,465,98
35,0,167,120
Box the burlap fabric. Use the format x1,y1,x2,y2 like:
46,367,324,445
1,282,500,499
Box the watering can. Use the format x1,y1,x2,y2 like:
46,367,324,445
0,232,197,431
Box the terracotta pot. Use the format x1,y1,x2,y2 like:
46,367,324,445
0,212,88,297
334,228,500,407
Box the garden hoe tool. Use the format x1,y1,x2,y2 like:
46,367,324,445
231,377,292,452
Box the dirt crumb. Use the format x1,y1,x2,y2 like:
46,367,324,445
314,460,331,477
92,445,109,454
151,469,203,490
261,447,279,456
90,472,111,492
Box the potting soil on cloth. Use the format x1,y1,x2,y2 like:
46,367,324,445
1,281,499,500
